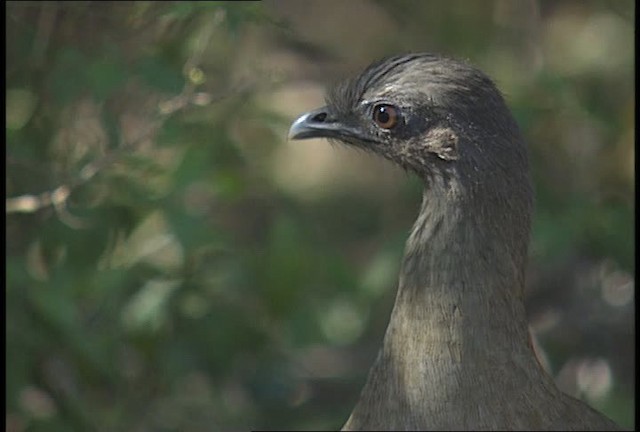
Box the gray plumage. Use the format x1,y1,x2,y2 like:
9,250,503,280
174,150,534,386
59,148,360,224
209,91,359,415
288,53,622,431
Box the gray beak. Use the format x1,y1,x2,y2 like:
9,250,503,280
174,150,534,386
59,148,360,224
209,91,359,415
288,106,357,141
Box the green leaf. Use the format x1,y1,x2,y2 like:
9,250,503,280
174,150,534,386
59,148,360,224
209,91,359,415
87,57,127,101
49,48,89,105
135,56,184,94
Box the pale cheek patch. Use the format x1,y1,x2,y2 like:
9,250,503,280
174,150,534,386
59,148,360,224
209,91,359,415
425,127,459,161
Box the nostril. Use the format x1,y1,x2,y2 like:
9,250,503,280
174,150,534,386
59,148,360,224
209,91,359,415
311,112,327,122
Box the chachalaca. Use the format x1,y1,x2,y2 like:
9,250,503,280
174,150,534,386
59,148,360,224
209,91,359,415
288,53,622,431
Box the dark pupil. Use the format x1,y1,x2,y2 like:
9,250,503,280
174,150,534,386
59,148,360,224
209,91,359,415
377,107,390,124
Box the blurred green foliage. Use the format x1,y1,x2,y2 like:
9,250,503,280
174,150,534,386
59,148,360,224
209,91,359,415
6,1,634,431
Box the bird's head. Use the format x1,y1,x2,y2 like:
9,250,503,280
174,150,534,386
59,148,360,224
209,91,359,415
289,53,534,296
289,53,529,192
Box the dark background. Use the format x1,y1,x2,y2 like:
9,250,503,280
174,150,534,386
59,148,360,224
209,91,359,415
6,1,634,430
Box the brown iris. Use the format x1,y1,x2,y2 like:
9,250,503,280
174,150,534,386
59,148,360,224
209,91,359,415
373,104,400,129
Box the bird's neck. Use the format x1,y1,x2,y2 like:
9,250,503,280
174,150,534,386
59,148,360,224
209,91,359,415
392,185,533,362
344,182,549,429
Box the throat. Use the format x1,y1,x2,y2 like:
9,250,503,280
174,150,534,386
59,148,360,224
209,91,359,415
393,197,532,363
382,214,534,399
344,187,539,429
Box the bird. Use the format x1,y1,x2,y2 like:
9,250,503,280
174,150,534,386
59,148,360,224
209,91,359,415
288,53,622,431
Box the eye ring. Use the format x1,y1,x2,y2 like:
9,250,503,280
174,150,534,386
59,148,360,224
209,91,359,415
372,104,400,130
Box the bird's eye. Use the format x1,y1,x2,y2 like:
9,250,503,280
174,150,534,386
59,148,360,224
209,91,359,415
372,104,400,130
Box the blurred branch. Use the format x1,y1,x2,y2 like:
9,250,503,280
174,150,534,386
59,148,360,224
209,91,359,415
5,87,238,217
6,185,71,214
6,7,255,219
31,2,58,69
